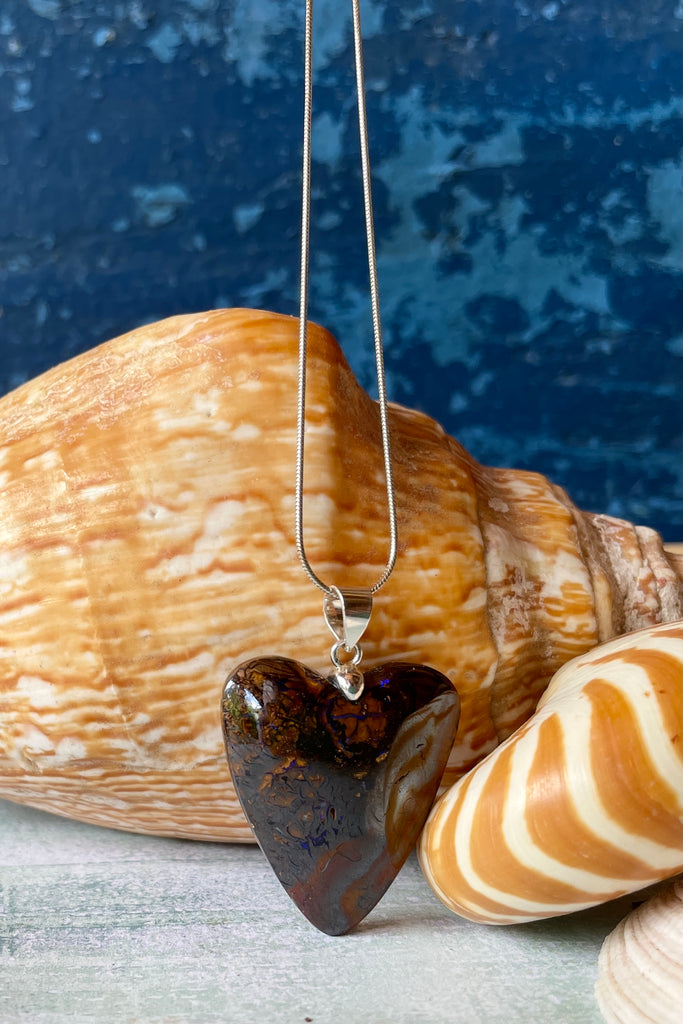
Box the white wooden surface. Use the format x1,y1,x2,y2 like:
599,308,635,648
0,798,630,1024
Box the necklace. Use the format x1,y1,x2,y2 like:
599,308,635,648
221,0,460,936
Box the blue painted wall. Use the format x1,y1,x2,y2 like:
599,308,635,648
1,0,681,538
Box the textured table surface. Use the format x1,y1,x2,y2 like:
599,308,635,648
0,798,633,1024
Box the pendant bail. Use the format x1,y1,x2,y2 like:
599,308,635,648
323,586,373,651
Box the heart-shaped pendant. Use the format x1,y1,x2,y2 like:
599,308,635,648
221,657,460,935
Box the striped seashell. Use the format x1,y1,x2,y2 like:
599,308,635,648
595,877,683,1024
418,621,683,924
0,309,681,841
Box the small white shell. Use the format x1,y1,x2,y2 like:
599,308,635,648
595,877,683,1024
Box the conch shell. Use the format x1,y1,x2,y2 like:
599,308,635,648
595,877,683,1024
0,308,681,845
419,622,683,924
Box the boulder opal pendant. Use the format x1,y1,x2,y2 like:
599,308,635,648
221,656,460,935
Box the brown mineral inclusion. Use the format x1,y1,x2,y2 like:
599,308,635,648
221,657,460,935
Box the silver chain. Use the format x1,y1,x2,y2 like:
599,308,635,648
295,0,398,597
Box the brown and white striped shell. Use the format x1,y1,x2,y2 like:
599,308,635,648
419,621,683,924
0,308,681,858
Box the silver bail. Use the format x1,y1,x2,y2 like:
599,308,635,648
323,587,373,651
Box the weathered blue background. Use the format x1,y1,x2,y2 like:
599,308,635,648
0,0,681,538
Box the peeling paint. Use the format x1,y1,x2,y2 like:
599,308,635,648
222,0,291,85
233,202,264,233
25,0,61,20
646,160,683,271
146,22,183,63
131,184,193,227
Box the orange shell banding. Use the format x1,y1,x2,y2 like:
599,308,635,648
419,621,683,925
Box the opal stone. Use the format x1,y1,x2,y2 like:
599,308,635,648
221,657,460,935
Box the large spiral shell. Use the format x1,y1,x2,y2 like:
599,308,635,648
0,309,680,842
